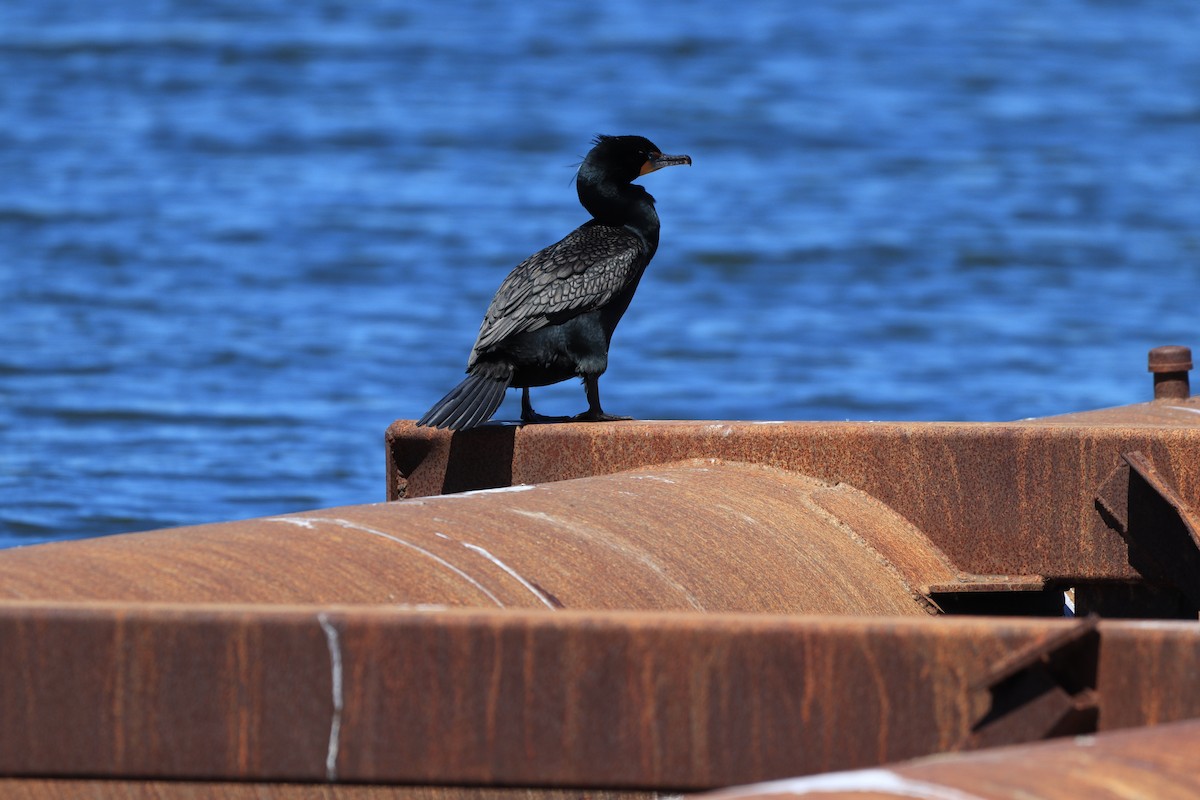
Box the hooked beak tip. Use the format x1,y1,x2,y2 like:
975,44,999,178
641,153,692,175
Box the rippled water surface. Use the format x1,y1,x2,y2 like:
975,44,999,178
2,1,1198,544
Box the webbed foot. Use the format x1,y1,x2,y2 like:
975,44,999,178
522,410,573,424
571,410,632,423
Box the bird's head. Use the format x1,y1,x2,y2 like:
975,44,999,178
582,134,692,185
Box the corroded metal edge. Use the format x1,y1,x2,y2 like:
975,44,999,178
1095,451,1200,613
0,781,661,800
1,603,1198,790
386,417,1200,581
0,461,971,617
699,717,1200,799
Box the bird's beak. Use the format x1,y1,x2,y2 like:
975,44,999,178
640,152,692,175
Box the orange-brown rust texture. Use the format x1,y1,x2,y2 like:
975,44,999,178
2,603,1198,790
0,602,1093,788
700,717,1200,799
0,461,959,616
387,414,1200,580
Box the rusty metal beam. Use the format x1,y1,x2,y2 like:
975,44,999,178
961,617,1099,749
1096,619,1200,731
700,717,1200,799
0,782,655,800
1095,450,1200,613
1,603,1198,791
387,417,1200,581
0,461,1003,617
1030,394,1200,426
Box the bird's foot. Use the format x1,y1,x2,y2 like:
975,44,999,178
521,411,573,425
571,410,632,423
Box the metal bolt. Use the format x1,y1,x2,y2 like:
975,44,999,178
1148,345,1192,400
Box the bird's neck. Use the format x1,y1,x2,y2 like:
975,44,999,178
578,179,661,248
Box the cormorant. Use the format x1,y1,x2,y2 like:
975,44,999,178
417,134,691,430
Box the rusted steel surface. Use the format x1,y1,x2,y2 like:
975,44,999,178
0,781,659,799
387,418,1200,580
2,604,1198,790
1097,619,1200,730
1029,395,1200,426
0,461,981,616
962,617,1099,749
699,718,1200,799
1095,450,1200,612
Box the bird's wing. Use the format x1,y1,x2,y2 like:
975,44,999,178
469,223,643,357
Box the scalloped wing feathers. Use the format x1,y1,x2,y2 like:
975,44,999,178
467,223,644,365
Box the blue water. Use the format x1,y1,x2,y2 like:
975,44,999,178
2,1,1198,546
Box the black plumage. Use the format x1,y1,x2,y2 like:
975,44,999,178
417,135,691,430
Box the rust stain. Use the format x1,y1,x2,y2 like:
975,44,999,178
0,461,968,617
388,413,1200,583
701,718,1200,799
3,605,1196,789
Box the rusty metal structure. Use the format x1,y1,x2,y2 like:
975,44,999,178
0,345,1197,798
702,718,1200,799
387,347,1200,619
0,460,1049,616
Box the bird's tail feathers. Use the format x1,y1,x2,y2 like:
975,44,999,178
416,368,511,430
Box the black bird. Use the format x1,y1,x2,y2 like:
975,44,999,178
417,135,691,430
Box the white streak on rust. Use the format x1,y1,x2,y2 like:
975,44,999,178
713,504,758,526
452,484,536,497
268,517,504,607
460,542,557,609
316,613,343,782
508,509,562,523
507,509,704,610
267,516,319,529
713,767,987,799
